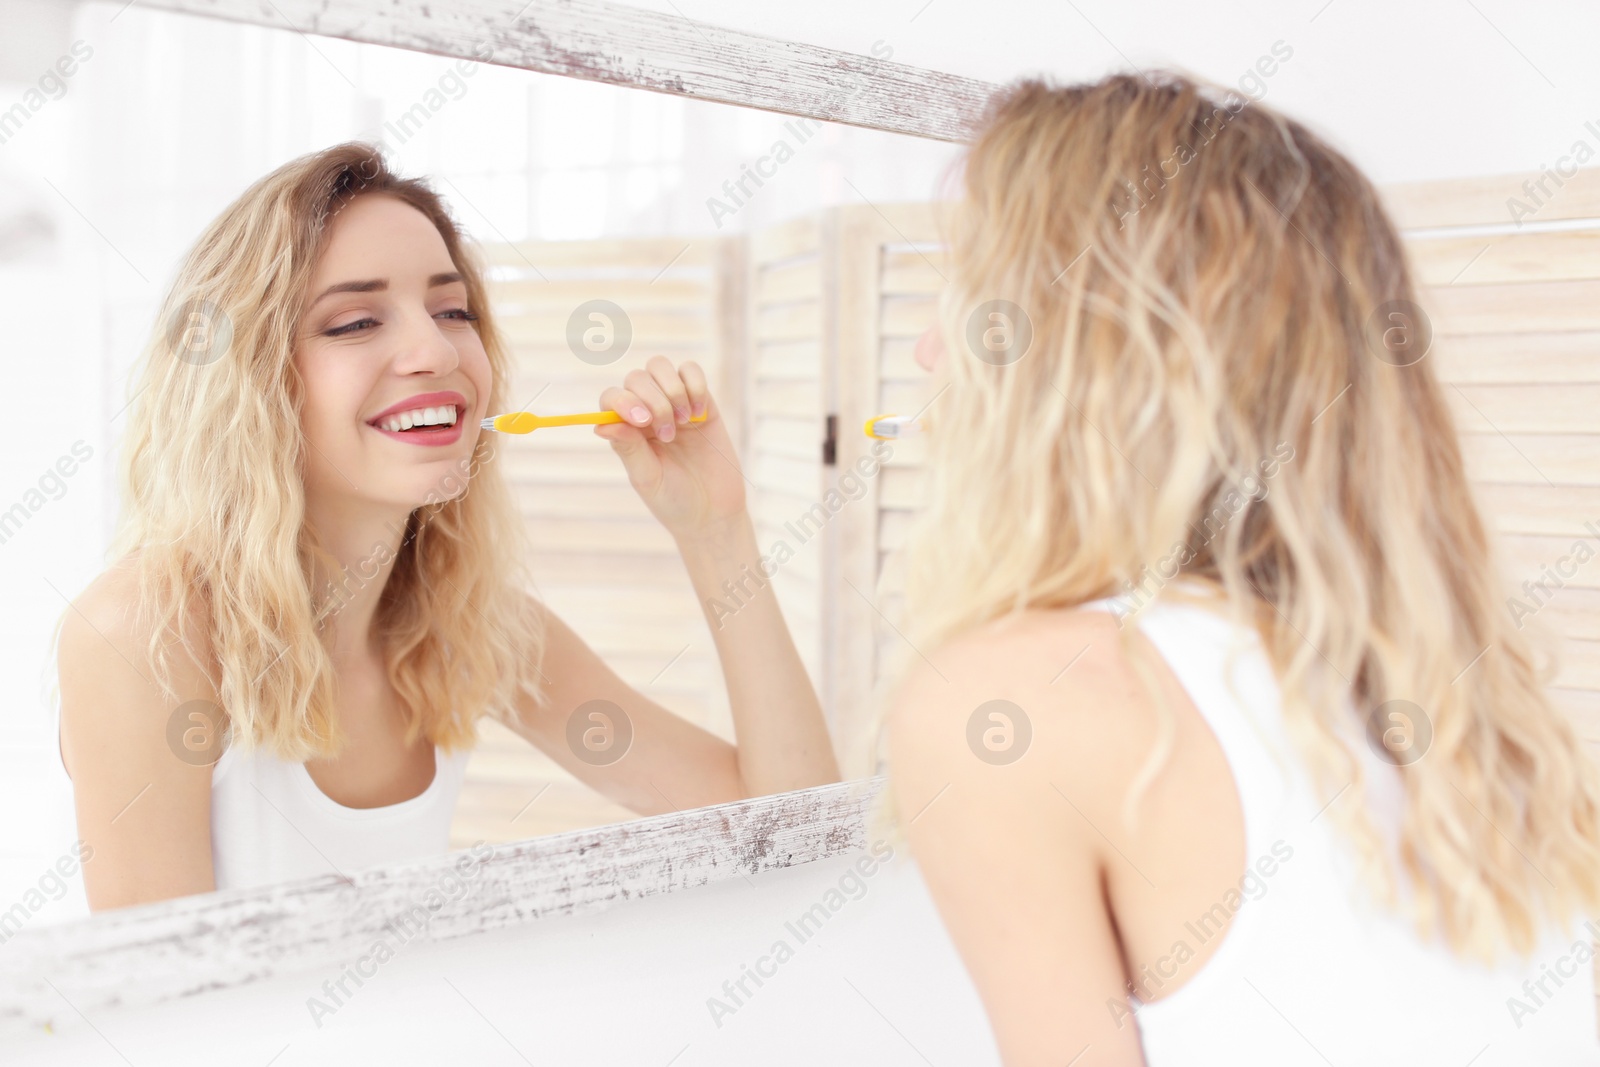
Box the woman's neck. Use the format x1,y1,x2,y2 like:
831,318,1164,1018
303,494,414,661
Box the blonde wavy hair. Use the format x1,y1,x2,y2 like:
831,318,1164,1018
879,71,1600,962
74,142,546,760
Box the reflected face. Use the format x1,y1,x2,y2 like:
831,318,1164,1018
914,323,945,374
293,193,491,513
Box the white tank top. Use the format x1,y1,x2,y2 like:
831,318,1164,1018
207,738,473,892
1079,585,1600,1066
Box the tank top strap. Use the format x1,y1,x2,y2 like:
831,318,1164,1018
1077,581,1340,827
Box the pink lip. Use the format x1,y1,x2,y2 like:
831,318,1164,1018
366,389,470,448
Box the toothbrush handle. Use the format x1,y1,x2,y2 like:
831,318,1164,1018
549,411,709,427
541,411,624,427
493,410,710,432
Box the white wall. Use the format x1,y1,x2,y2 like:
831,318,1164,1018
606,0,1600,185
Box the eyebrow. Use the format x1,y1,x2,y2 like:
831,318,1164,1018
310,271,465,308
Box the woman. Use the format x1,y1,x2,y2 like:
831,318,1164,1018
56,142,838,910
882,73,1600,1065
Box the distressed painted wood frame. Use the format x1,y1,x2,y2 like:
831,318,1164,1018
133,0,1001,142
0,778,889,1027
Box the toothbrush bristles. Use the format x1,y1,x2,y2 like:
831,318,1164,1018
872,416,922,438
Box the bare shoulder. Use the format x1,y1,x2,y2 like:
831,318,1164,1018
886,605,1164,795
882,606,1157,1062
61,552,143,650
58,552,219,774
58,554,149,694
65,550,214,655
58,552,221,908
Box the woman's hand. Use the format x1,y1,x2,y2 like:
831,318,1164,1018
596,355,746,540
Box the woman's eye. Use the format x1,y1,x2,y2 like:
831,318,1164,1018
326,317,378,337
323,308,475,337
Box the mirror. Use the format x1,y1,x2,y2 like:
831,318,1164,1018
0,0,966,926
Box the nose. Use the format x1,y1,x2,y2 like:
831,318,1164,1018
913,324,944,373
391,305,462,376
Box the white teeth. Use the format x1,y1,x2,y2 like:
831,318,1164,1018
377,404,458,433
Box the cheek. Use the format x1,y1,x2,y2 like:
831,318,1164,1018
295,351,373,439
913,326,943,373
460,337,493,406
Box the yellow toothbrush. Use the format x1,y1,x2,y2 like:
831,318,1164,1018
480,409,709,434
863,414,927,439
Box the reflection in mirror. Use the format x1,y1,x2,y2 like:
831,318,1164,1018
1,0,963,925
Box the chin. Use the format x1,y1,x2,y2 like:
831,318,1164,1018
407,470,474,511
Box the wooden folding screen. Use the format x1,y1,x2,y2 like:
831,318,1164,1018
1381,170,1600,750
743,216,832,707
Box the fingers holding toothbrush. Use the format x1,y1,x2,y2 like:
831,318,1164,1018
597,355,709,444
595,356,744,538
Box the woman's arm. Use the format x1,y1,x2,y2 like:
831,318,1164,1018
670,507,839,795
504,355,838,811
886,611,1148,1067
58,560,217,911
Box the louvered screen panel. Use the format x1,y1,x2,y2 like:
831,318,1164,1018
743,216,830,706
1380,170,1600,748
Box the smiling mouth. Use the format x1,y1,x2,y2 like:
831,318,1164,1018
370,404,460,433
